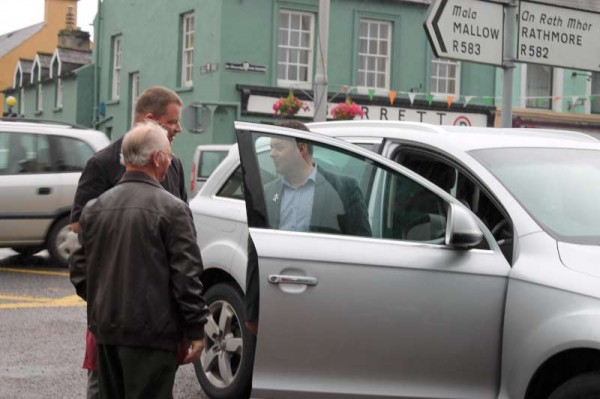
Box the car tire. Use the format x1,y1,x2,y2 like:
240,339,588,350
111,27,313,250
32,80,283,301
194,283,254,399
548,371,600,399
46,216,71,268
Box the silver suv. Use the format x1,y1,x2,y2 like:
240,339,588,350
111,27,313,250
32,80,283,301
191,121,600,399
0,119,109,266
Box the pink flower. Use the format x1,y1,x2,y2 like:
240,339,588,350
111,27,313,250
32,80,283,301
331,98,365,120
273,91,309,117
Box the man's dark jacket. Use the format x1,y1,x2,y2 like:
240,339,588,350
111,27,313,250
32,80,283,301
69,172,208,351
70,136,188,224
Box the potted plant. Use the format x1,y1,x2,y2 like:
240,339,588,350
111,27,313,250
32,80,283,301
331,97,365,120
273,91,309,118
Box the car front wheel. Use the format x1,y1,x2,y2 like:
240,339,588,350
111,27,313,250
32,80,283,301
46,216,71,267
194,283,254,399
549,371,600,399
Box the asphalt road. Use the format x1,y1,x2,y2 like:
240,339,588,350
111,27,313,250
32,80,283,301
0,249,207,399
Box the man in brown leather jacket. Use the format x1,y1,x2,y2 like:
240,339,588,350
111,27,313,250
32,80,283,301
69,121,208,399
69,86,188,399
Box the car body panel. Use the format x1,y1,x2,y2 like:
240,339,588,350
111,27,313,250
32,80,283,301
191,120,600,399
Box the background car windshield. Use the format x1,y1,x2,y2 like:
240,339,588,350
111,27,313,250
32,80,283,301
472,147,600,244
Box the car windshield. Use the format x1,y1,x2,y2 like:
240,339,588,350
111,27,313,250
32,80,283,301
471,147,600,245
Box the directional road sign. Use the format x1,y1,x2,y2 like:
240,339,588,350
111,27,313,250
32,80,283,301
424,0,505,66
518,1,600,72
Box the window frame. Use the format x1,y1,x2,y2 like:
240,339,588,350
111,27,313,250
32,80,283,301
111,35,123,101
524,64,553,110
357,19,392,91
181,12,195,88
430,57,461,97
277,9,315,89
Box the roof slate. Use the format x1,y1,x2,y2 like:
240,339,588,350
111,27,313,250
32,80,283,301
0,23,44,58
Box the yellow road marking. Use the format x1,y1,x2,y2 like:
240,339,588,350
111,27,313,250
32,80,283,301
0,267,69,277
0,295,85,309
0,295,54,303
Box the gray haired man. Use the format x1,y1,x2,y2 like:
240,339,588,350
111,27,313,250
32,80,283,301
69,121,208,399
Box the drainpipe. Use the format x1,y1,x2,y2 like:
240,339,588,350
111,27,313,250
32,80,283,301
92,0,102,129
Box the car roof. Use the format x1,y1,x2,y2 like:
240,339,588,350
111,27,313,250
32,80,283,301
0,120,110,149
307,120,600,151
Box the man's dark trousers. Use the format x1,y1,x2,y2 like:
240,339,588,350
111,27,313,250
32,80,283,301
97,344,177,399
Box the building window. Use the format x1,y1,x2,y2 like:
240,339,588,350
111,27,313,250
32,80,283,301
181,12,194,87
55,78,63,109
430,57,460,96
278,10,314,87
592,72,600,114
358,19,391,90
111,35,123,100
526,64,553,109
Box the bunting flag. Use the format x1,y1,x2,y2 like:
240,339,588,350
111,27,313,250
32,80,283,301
326,83,599,109
389,90,397,105
408,92,417,106
463,96,475,108
368,89,376,101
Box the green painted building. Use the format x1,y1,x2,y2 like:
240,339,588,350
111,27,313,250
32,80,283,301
88,0,497,181
7,0,600,183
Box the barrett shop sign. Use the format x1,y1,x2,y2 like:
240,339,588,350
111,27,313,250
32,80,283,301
246,94,490,127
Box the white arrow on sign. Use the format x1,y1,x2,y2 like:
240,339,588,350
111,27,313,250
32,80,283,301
424,0,505,66
518,1,600,72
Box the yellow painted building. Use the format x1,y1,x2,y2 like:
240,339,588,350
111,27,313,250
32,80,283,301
0,0,82,109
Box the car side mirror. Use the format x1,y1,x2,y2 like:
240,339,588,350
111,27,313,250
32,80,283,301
445,203,483,249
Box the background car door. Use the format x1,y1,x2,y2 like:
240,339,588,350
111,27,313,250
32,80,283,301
236,123,511,399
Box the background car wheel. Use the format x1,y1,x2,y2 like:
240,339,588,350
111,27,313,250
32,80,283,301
194,283,254,399
46,216,71,268
549,371,600,399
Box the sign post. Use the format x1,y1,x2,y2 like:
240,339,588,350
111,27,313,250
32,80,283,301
424,0,505,66
517,1,600,72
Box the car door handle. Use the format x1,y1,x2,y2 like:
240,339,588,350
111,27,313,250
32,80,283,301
268,274,318,286
38,187,51,195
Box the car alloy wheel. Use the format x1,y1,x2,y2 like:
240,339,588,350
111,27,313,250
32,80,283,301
194,283,253,399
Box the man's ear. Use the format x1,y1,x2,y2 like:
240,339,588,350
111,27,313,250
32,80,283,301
144,112,155,121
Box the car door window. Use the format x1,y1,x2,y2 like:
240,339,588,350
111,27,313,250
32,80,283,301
217,166,244,200
0,132,51,175
51,136,95,172
243,131,450,243
394,148,511,258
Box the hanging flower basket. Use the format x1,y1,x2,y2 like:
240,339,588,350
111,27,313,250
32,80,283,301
331,97,365,120
273,91,309,118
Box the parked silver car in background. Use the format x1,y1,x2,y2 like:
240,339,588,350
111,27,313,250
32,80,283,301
191,120,600,399
0,119,110,266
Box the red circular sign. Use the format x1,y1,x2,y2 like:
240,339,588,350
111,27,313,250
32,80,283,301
453,116,472,126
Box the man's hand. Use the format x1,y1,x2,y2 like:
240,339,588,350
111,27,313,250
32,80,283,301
181,339,205,364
